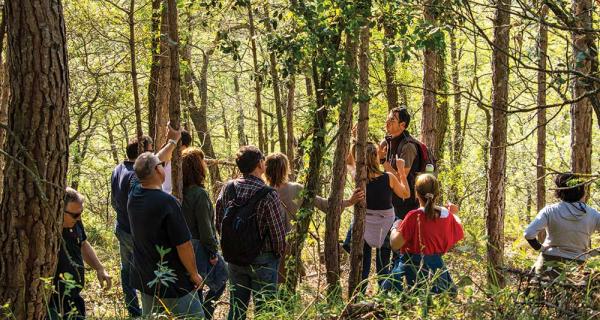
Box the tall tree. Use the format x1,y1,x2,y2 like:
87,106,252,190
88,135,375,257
285,75,296,175
248,2,265,151
536,4,548,214
147,0,161,139
450,29,463,166
0,0,70,318
348,15,371,298
235,75,247,147
485,0,511,287
167,0,182,200
382,17,399,111
265,5,286,154
128,0,144,154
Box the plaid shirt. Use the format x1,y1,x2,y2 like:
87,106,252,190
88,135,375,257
216,175,287,257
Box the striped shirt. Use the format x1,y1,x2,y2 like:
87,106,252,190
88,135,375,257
216,175,287,257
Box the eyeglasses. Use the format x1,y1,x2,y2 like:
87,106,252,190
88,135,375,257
64,210,83,220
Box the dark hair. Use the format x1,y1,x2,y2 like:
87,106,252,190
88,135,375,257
236,145,264,174
554,172,585,203
391,106,411,127
126,135,153,160
65,187,84,207
415,173,441,220
181,130,192,147
265,152,289,187
182,147,207,188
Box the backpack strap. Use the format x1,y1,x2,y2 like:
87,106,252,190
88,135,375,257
246,186,276,208
225,180,238,206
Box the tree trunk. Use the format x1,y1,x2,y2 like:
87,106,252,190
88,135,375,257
105,117,120,165
325,31,357,295
265,6,286,154
235,76,247,147
248,3,265,151
155,5,171,148
128,0,144,155
486,0,511,287
570,0,593,177
420,0,439,155
383,22,398,111
167,0,182,200
348,20,371,299
286,75,296,177
434,48,449,162
147,0,161,139
536,4,548,215
450,29,463,166
0,1,70,318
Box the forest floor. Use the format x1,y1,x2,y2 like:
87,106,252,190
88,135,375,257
79,212,600,319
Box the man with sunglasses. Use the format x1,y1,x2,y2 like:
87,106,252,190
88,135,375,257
49,188,112,319
127,152,204,317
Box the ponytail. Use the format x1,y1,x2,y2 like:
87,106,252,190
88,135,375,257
415,174,441,219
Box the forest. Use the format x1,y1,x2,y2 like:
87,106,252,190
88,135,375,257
0,0,599,319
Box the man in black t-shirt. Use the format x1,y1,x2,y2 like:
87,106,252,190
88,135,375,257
49,188,112,320
128,152,203,317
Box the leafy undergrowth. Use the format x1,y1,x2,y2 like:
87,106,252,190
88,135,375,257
79,213,599,319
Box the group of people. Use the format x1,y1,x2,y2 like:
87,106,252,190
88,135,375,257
48,106,599,319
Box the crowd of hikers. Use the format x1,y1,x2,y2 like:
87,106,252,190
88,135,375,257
48,106,600,319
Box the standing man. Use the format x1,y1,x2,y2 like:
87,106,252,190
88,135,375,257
128,151,204,317
382,106,420,220
49,188,112,319
216,146,287,320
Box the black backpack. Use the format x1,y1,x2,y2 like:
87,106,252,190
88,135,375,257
220,182,275,266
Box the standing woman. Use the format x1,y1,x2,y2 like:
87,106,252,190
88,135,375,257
264,152,364,284
181,147,228,319
387,173,463,294
346,142,411,292
524,173,600,278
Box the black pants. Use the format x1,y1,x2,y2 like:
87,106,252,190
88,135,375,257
48,289,85,320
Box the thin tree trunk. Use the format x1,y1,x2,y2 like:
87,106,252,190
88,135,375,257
383,22,398,111
450,29,463,165
420,0,439,154
434,48,449,162
325,31,357,296
348,19,370,299
248,3,264,151
265,6,286,154
486,0,511,287
106,117,120,165
0,1,70,318
167,0,182,200
286,75,296,177
570,0,593,177
147,0,161,139
235,76,247,147
536,4,548,216
128,0,144,154
155,5,171,147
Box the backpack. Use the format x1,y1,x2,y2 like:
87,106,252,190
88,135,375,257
396,134,436,174
220,181,275,266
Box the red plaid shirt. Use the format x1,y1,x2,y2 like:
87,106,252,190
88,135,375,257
216,175,287,257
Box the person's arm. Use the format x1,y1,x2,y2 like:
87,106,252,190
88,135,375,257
81,241,112,289
390,225,406,251
156,124,182,163
197,190,219,256
176,241,203,288
387,172,410,200
523,210,548,251
398,143,417,177
342,188,365,207
215,184,227,235
262,192,287,257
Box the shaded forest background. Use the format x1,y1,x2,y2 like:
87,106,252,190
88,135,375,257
0,0,599,318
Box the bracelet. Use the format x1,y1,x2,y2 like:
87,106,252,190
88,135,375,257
168,139,178,146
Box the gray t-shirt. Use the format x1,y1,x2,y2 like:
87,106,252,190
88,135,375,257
276,182,328,231
524,201,600,260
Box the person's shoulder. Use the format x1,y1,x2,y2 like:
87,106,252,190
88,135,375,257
405,208,422,219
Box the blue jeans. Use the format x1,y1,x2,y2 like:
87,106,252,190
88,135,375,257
192,240,229,320
115,226,142,317
140,291,204,318
343,226,392,291
227,252,279,320
382,253,457,295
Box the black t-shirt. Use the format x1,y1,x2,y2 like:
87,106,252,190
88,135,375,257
386,132,420,219
127,181,194,298
54,221,87,293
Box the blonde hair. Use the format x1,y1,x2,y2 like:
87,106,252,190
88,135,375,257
265,152,289,187
415,173,441,219
352,142,383,181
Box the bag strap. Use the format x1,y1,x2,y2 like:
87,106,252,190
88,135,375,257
225,180,237,205
246,186,275,209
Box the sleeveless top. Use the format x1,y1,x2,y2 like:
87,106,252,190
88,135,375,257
366,173,393,210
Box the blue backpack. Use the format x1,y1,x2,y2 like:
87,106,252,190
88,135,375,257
220,182,275,266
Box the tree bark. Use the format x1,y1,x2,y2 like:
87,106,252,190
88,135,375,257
383,22,398,111
167,0,182,200
420,0,440,156
154,5,171,148
105,117,120,165
0,0,70,318
235,76,247,147
286,75,296,177
570,0,594,177
128,0,144,155
348,20,370,299
486,0,511,287
265,6,286,154
536,4,548,214
147,0,161,139
434,48,449,162
450,29,463,166
248,3,265,151
325,31,357,295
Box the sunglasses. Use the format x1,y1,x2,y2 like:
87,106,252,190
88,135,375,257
64,210,82,219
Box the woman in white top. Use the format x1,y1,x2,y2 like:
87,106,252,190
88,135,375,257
524,172,600,277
